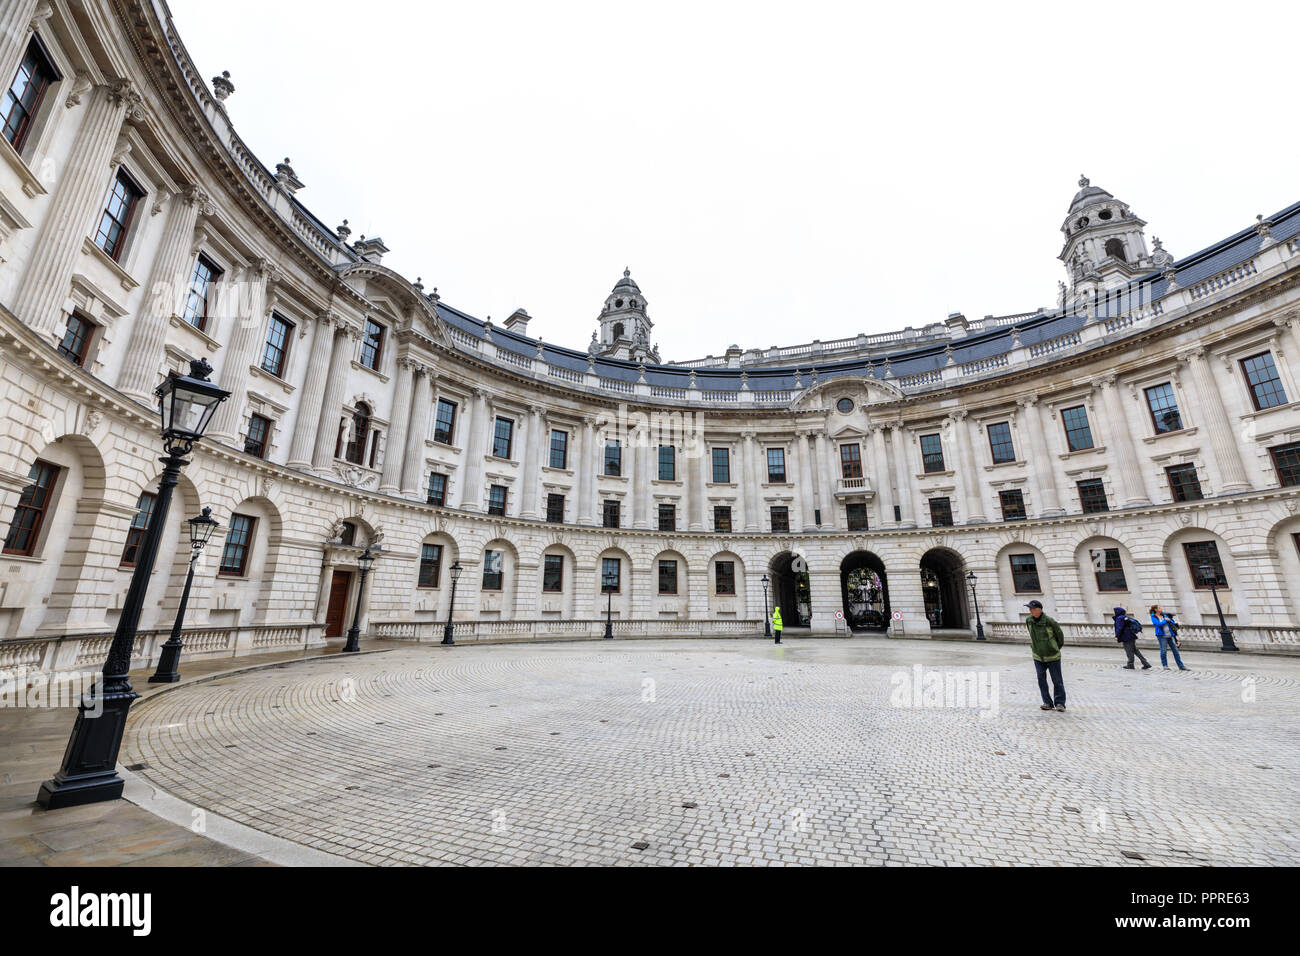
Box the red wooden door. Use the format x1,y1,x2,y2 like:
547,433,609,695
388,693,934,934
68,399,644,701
325,569,352,637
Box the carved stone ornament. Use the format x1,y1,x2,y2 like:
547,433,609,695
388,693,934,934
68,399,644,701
335,464,376,490
82,409,102,435
64,71,92,109
211,70,234,102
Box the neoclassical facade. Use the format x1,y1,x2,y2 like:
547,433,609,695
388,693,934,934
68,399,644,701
2,1,1300,676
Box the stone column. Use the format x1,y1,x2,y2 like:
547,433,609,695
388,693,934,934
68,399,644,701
1180,348,1252,493
577,416,596,525
10,80,144,338
952,411,987,522
117,186,210,401
796,432,816,531
208,260,273,442
741,432,759,531
311,322,360,472
691,434,709,531
0,2,41,91
891,424,916,527
458,388,490,512
521,404,543,518
379,357,416,494
287,313,338,468
1098,375,1150,507
815,432,838,529
870,425,895,527
1018,395,1063,515
401,367,434,497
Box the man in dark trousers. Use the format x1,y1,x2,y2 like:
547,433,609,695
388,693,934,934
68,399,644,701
1024,600,1066,712
1113,606,1151,669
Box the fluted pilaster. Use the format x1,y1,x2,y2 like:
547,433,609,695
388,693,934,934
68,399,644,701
380,357,416,493
401,368,433,496
1098,375,1150,507
208,259,272,441
287,313,337,468
311,322,360,472
1180,348,1252,493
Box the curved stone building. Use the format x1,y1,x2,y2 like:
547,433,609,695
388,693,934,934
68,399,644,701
2,1,1299,676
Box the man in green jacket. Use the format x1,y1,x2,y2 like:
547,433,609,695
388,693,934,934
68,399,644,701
1024,600,1066,712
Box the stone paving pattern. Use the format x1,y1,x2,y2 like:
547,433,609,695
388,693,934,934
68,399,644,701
122,638,1300,866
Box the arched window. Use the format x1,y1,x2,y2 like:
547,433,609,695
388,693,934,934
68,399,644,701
345,403,370,464
1104,238,1126,262
612,322,625,340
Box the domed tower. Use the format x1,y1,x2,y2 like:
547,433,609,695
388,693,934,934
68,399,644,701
1059,176,1154,297
595,268,659,362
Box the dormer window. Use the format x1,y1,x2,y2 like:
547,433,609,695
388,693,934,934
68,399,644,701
612,322,624,339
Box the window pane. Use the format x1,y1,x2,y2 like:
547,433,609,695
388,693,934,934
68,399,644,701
1144,383,1183,434
1062,406,1093,452
712,447,730,483
542,554,564,592
1242,352,1287,410
658,445,675,481
767,448,786,482
1009,554,1040,593
549,430,567,469
658,559,677,594
1077,479,1108,513
840,444,862,479
1184,541,1227,588
434,400,457,444
920,434,945,473
987,422,1015,463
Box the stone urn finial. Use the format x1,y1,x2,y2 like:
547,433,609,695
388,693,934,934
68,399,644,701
212,70,234,102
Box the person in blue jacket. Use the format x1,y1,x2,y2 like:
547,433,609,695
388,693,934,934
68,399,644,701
1113,606,1151,669
1149,604,1188,670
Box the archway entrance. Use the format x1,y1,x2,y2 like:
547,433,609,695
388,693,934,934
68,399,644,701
841,551,888,631
768,552,811,627
919,548,969,629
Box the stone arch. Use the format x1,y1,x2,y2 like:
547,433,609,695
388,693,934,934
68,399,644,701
1073,535,1141,624
840,549,889,631
650,547,689,615
336,261,452,346
411,530,460,622
210,494,283,627
1163,526,1249,626
918,546,970,630
768,549,811,627
707,549,746,617
994,540,1054,620
1266,513,1300,621
595,545,633,621
538,540,577,618
478,537,520,620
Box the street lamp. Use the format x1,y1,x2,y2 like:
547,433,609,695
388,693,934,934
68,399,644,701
343,545,377,653
149,507,220,683
966,571,986,641
441,561,463,645
602,568,616,639
761,574,771,637
1197,563,1238,652
38,359,228,809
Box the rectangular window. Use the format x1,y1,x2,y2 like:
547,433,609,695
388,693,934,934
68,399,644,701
360,318,385,370
657,503,675,532
546,493,565,524
987,422,1015,464
920,433,945,473
418,543,443,589
658,445,675,481
261,313,293,378
999,489,1027,521
840,443,863,479
1166,464,1203,502
712,447,730,483
487,484,507,516
1009,553,1041,593
1061,405,1094,452
492,417,513,459
57,313,93,367
119,492,157,567
1144,383,1183,434
244,413,271,459
713,505,732,533
601,557,620,593
2,37,59,153
95,168,143,262
715,561,736,595
604,440,621,477
1077,478,1109,513
482,549,503,590
219,513,256,576
542,554,564,592
433,399,457,445
1184,541,1227,589
3,460,59,556
183,255,222,332
426,473,447,506
1270,442,1300,487
767,448,787,483
1241,352,1288,411
1090,547,1127,592
846,503,868,531
338,521,356,547
658,559,678,595
602,499,620,528
929,497,953,527
549,429,568,469
770,506,790,533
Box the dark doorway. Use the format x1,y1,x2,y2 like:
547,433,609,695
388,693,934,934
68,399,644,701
325,569,352,637
920,548,968,629
768,551,811,627
841,551,888,631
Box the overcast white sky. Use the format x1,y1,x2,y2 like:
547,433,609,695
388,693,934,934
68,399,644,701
169,0,1299,362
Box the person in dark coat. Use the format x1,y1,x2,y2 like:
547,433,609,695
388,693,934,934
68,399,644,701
1113,606,1151,669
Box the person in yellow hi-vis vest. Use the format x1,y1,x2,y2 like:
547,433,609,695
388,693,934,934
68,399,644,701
771,606,783,644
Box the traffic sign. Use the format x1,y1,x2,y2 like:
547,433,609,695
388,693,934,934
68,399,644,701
891,610,902,621
834,610,844,620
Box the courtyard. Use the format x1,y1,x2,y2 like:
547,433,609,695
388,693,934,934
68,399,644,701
94,638,1300,866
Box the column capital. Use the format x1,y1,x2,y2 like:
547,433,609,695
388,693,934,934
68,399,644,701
106,78,146,123
1176,346,1206,366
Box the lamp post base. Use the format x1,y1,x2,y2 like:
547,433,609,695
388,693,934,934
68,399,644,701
36,686,138,809
342,628,361,653
974,623,986,641
441,624,455,645
148,640,184,682
1219,629,1239,652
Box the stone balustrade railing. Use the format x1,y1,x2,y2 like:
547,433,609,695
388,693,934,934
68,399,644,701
986,620,1300,652
372,618,765,642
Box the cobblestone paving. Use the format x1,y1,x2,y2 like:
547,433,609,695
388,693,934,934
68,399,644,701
123,639,1300,866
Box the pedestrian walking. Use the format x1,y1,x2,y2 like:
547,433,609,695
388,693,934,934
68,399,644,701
1113,606,1151,669
1149,604,1188,670
771,605,783,644
1024,600,1066,712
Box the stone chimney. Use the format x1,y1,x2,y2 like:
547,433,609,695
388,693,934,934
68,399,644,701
945,312,969,337
503,308,532,335
353,236,389,264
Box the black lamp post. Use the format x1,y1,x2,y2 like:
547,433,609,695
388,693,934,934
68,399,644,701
441,561,463,645
342,546,376,653
761,574,771,637
602,568,615,639
1198,564,1238,652
966,571,986,641
38,359,228,809
149,507,220,683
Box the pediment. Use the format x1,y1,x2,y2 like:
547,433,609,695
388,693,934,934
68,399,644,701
790,374,904,412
